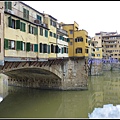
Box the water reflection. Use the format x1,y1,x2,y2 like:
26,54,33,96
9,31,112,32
88,104,120,118
0,71,120,118
88,71,120,118
0,74,8,103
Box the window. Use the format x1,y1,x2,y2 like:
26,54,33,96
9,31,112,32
43,44,47,53
5,1,12,10
8,40,15,50
57,34,59,39
70,42,72,45
0,38,1,52
76,48,82,53
50,31,52,37
85,49,88,53
40,28,43,36
0,13,1,25
96,48,99,51
22,42,25,51
86,39,87,43
23,8,29,20
20,22,26,32
51,44,54,53
29,25,38,35
30,44,34,51
70,30,73,34
34,44,38,52
50,19,52,25
97,54,100,57
45,30,48,37
37,15,41,22
75,37,83,42
54,33,56,38
40,43,43,53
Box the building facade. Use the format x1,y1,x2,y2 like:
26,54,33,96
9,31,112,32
60,21,89,58
0,1,71,65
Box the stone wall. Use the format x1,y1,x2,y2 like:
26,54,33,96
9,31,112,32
89,61,103,76
3,58,88,90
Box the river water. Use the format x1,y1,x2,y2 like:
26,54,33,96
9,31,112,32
0,71,120,118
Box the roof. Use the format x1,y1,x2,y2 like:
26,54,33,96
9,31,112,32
20,1,44,16
48,15,57,21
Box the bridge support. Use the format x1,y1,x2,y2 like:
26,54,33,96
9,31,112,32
1,58,89,90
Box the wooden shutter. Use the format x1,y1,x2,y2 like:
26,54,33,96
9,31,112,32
8,16,12,27
26,42,30,51
16,41,21,50
16,20,20,29
34,44,38,52
48,45,50,54
4,39,9,50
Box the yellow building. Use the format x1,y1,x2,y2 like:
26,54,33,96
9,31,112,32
4,1,50,62
44,14,57,59
61,21,88,58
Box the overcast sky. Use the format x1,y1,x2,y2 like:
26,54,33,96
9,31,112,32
23,1,120,37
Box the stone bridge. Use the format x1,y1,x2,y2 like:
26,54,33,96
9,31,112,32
0,57,89,90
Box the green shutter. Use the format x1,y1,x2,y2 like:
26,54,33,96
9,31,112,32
27,10,29,20
16,41,21,51
8,2,12,10
34,27,38,35
67,38,70,42
4,39,8,50
23,23,26,32
60,36,62,40
28,24,31,33
48,45,50,54
23,8,26,19
45,30,48,37
16,20,20,29
62,37,64,41
21,41,23,50
62,47,64,54
5,2,8,10
34,44,38,52
26,42,30,51
8,16,12,27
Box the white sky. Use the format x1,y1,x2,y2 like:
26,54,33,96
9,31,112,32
23,1,120,37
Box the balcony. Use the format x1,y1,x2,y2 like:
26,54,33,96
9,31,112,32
4,7,48,28
104,42,117,45
57,28,68,35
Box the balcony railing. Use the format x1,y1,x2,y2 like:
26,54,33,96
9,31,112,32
57,28,68,35
5,7,48,28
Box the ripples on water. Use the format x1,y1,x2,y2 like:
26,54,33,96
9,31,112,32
0,71,120,118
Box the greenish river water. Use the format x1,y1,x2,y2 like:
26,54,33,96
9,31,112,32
0,71,120,118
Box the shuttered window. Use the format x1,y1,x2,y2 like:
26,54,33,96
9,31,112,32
5,1,12,10
4,39,9,50
50,31,52,37
40,43,43,53
8,16,12,27
23,8,29,20
67,38,70,42
40,28,43,36
48,45,50,54
45,30,48,37
0,13,1,25
26,42,30,51
62,47,64,54
34,44,38,52
16,41,22,51
34,27,38,35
